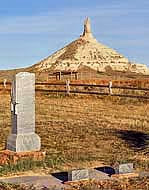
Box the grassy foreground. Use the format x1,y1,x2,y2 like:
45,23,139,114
0,91,149,174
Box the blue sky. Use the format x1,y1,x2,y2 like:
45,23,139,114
0,0,149,70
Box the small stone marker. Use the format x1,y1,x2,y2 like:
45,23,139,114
7,72,41,152
68,169,89,181
139,172,149,178
115,163,133,174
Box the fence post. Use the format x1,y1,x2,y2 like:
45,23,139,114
75,72,78,80
66,79,70,95
59,71,62,80
109,81,112,95
56,73,58,80
3,79,7,88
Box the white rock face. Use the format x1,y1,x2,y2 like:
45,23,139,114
34,17,149,75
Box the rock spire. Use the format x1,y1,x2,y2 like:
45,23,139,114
32,17,149,75
81,17,94,39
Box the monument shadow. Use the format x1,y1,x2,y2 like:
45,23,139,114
51,172,68,183
95,166,115,176
116,129,149,151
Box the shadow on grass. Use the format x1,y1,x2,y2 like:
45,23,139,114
95,166,115,176
116,130,149,151
51,172,68,183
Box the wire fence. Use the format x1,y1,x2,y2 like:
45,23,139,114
1,81,149,99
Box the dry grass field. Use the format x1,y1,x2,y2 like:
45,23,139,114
0,88,149,175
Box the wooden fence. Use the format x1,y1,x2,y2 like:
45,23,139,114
35,81,149,99
1,81,149,99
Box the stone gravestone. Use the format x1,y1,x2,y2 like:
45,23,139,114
67,168,110,182
7,72,41,152
68,169,89,181
115,163,133,174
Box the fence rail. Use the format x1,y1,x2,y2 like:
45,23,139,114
35,89,149,99
35,81,149,99
1,81,149,99
36,82,149,91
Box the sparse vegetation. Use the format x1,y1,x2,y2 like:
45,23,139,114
0,159,44,176
68,177,149,190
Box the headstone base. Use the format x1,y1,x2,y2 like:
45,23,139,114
7,133,41,152
0,150,45,165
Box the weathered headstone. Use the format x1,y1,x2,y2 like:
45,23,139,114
115,163,133,174
68,169,89,181
7,72,41,152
